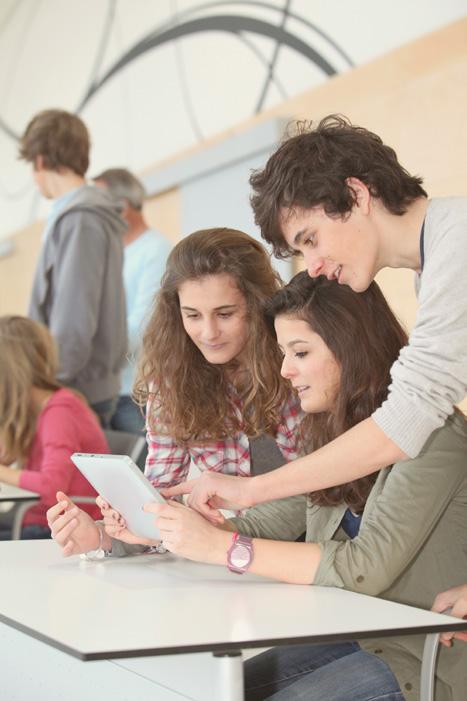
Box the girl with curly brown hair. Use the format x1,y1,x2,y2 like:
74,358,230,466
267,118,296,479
47,228,302,554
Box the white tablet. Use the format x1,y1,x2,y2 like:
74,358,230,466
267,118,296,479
71,453,165,540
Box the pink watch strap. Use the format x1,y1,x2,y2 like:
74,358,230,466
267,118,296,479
227,532,253,574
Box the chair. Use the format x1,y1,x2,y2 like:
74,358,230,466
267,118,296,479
421,633,440,701
10,430,147,539
103,429,146,465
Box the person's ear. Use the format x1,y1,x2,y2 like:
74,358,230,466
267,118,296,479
345,177,371,214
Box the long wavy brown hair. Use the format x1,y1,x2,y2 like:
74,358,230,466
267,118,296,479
265,272,408,512
0,316,62,463
134,228,292,443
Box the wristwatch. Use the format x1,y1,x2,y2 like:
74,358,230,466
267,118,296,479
227,532,254,574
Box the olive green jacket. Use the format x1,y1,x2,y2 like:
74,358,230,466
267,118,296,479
231,414,467,701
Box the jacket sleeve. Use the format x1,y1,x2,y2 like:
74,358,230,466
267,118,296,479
372,213,467,457
230,495,307,541
314,417,467,596
48,211,108,383
19,404,80,508
108,539,148,558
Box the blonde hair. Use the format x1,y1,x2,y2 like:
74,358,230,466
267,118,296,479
134,228,291,443
0,316,61,462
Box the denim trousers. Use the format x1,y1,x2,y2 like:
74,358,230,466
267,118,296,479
244,642,405,701
110,395,145,434
110,395,147,469
90,396,118,429
0,524,51,540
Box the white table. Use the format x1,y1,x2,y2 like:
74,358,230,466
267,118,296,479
0,482,39,539
0,541,465,701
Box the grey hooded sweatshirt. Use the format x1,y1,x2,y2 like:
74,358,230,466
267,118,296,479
29,185,127,405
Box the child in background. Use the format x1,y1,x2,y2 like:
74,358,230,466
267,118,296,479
0,316,107,539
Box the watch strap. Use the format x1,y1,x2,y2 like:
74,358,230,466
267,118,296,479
227,531,253,574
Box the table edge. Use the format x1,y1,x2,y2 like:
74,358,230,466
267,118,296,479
1,611,466,662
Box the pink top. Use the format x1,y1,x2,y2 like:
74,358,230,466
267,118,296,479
19,388,108,527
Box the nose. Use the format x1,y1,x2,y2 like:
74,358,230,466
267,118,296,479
305,253,325,278
200,317,220,342
280,354,296,380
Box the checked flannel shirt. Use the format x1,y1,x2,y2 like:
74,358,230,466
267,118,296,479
145,389,303,488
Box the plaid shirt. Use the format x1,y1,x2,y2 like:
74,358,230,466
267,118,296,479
145,389,303,488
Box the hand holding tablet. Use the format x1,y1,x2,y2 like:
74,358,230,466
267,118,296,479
71,453,166,540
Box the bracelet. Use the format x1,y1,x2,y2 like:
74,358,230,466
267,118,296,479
80,523,111,561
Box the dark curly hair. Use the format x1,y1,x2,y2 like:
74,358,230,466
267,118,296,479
250,114,427,258
265,271,408,512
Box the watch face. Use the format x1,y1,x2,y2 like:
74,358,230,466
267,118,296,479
231,544,251,568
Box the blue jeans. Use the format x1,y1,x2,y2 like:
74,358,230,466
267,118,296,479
91,397,118,428
110,395,145,434
244,642,405,701
0,524,51,540
110,395,147,469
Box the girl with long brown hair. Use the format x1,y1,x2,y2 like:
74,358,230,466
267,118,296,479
136,227,301,490
47,228,301,554
0,316,106,539
150,272,465,700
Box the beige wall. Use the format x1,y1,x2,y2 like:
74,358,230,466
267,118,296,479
143,187,181,245
0,220,43,315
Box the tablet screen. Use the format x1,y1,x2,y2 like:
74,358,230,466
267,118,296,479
71,453,165,540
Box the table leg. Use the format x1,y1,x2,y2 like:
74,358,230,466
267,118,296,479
11,501,36,540
420,633,440,701
212,651,244,701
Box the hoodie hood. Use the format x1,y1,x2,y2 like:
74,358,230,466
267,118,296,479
54,184,126,238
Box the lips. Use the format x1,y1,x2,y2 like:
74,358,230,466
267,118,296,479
328,265,342,282
294,385,310,395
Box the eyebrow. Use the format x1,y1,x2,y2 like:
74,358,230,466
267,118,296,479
293,229,307,247
278,339,309,349
180,304,238,312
